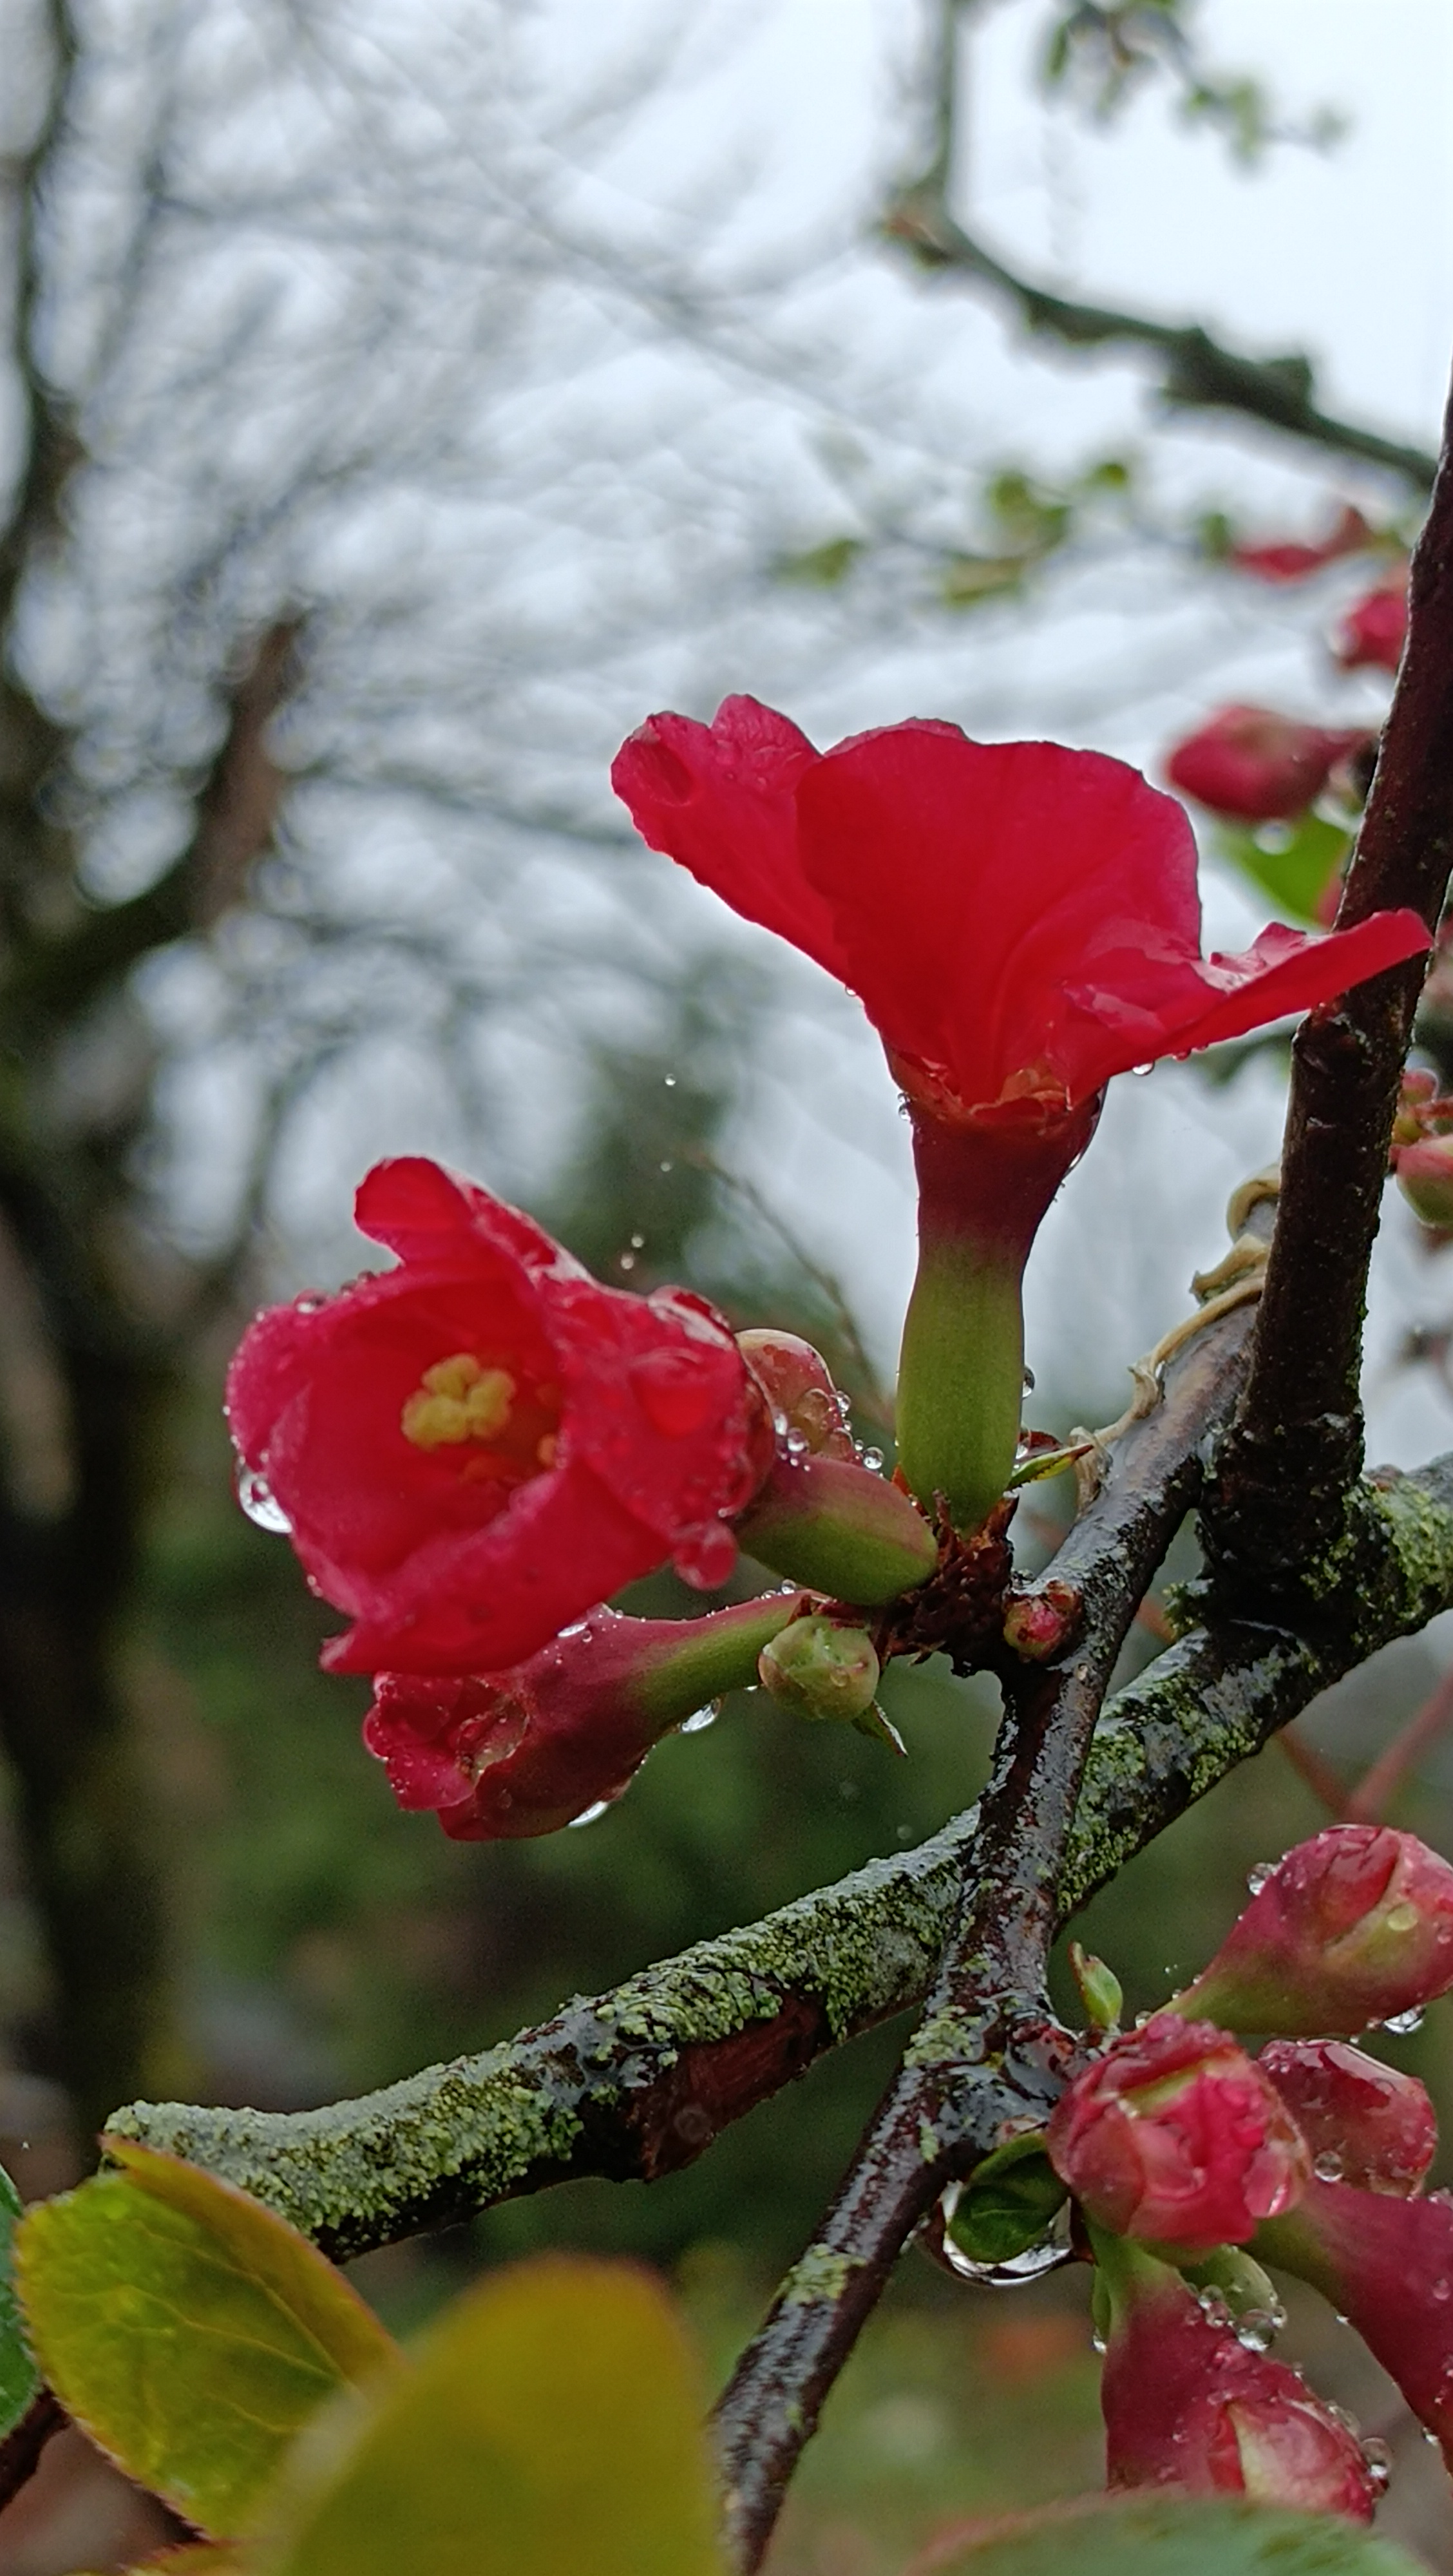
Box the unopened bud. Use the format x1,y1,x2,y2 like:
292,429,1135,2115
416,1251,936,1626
1258,2039,1436,2196
1003,1578,1081,1662
1095,2235,1376,2521
1175,1825,1453,2035
1047,2012,1308,2255
1164,705,1369,824
737,1328,857,1460
1334,574,1409,676
1068,1941,1123,2033
1392,1066,1440,1147
1395,1133,1453,1229
757,1615,880,1723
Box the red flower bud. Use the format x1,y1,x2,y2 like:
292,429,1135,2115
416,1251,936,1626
1258,2040,1436,2196
1394,1133,1453,1229
1176,1826,1453,2035
226,1157,774,1677
1229,506,1372,586
1097,2237,1377,2519
1163,706,1369,824
1047,2014,1309,2255
365,1593,809,1838
1334,576,1409,676
1259,2181,1453,2472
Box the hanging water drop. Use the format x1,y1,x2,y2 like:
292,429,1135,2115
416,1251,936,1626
237,1466,292,1535
1360,2436,1392,2492
1313,2150,1345,2183
1234,2309,1278,2353
859,1445,885,1473
567,1799,611,1830
1245,1860,1275,1895
1383,2006,1425,2035
681,1702,721,1735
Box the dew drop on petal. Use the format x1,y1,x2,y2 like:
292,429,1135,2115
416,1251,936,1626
673,1520,738,1590
1313,2150,1345,2183
1383,2007,1425,2035
681,1701,721,1735
859,1445,885,1473
784,1430,810,1458
1246,1861,1276,1895
237,1466,292,1534
567,1799,612,1830
1361,2437,1393,2492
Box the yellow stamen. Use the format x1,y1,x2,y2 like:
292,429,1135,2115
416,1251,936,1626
402,1354,516,1451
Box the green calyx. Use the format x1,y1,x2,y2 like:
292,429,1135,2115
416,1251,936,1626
632,1594,815,1732
734,1450,938,1604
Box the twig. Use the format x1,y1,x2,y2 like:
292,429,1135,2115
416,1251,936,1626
1211,367,1453,1590
1345,1662,1453,1821
886,0,1436,493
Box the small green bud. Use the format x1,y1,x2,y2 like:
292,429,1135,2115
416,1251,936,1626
1068,1939,1123,2032
757,1616,880,1723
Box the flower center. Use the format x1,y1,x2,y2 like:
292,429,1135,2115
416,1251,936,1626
402,1354,517,1449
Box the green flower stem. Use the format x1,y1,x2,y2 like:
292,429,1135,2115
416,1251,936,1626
896,1101,1098,1531
734,1452,937,1604
631,1595,814,1730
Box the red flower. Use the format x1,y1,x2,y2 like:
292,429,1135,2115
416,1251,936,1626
1163,705,1369,824
1177,1826,1453,2035
1229,506,1372,585
1259,2181,1453,2471
363,1594,807,1839
1258,2040,1436,2196
1098,2239,1376,2519
1047,2012,1309,2255
1335,575,1409,675
226,1158,772,1677
612,698,1424,1128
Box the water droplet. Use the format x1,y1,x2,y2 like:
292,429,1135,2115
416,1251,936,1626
237,1466,292,1534
1434,2277,1451,2304
658,1159,674,1173
1235,2308,1278,2353
673,1520,738,1590
629,1233,645,1250
681,1701,720,1735
1313,2150,1345,2183
567,1799,611,1830
1383,2006,1425,2035
1246,1861,1276,1895
1360,2432,1391,2494
292,1292,325,1313
663,1074,677,1088
1196,2289,1232,2329
859,1445,885,1473
784,1429,810,1458
618,1252,636,1271
1090,2328,1106,2354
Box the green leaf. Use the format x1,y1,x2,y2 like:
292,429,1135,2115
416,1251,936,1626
1212,814,1351,927
915,2496,1426,2576
947,2134,1067,2266
775,535,864,586
15,2139,397,2538
259,2254,725,2576
0,2155,39,2439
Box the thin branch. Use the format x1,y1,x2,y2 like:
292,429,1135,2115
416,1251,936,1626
1345,1662,1453,1822
0,2390,65,2521
884,0,1436,492
1212,370,1453,1589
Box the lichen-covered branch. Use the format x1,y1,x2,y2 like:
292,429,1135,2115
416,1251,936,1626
1213,370,1453,1586
886,0,1437,492
106,1452,1453,2259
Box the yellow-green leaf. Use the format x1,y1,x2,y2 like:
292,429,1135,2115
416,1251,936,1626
914,2496,1425,2576
16,2139,397,2538
260,2254,725,2576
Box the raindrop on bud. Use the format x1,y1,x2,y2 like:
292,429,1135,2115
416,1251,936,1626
859,1445,885,1473
237,1467,292,1535
1382,2006,1426,2035
567,1799,611,1830
1246,1861,1275,1895
681,1702,721,1735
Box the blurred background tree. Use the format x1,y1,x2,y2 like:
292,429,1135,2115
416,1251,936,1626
3,1,1453,2564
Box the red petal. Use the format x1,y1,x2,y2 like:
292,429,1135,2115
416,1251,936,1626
611,697,851,980
1139,908,1430,1061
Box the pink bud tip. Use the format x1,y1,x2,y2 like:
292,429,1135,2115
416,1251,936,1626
1258,2038,1436,2195
1047,2012,1309,2255
1178,1826,1453,2034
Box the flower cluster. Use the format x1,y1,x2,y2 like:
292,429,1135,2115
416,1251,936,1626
1163,507,1410,934
226,710,1426,1839
1023,1826,1453,2520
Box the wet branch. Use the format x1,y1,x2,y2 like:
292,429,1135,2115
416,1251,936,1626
886,0,1436,493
